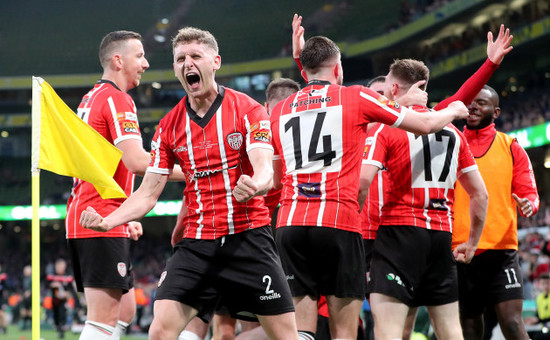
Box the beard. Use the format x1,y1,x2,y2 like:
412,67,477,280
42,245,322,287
466,114,493,130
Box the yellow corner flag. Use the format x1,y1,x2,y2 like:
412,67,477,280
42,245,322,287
31,76,127,199
30,76,128,340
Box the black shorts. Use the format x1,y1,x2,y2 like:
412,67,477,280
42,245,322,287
457,249,524,317
367,225,457,307
275,226,365,299
155,226,294,322
364,239,375,298
68,238,133,293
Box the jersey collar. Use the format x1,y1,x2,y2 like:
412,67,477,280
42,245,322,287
306,80,332,86
185,85,225,128
97,79,121,91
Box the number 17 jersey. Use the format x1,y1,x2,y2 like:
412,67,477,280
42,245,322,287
270,80,409,234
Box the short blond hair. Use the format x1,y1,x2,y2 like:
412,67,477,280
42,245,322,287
172,27,219,55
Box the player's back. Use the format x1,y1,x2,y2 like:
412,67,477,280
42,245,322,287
271,82,405,233
366,118,476,232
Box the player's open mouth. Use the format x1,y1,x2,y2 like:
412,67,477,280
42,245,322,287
186,72,201,89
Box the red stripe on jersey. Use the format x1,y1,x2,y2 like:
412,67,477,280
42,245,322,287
365,118,477,232
271,81,407,234
66,81,141,239
147,87,272,239
360,170,383,240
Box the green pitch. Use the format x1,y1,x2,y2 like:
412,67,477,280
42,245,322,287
2,325,146,340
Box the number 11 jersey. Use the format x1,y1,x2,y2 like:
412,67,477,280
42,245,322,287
270,80,408,234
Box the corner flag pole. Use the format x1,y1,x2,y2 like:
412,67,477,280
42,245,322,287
30,76,42,340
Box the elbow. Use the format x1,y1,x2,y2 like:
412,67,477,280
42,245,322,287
125,161,147,176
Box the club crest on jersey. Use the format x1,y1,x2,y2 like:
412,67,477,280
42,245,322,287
227,132,243,150
117,262,127,277
158,271,167,288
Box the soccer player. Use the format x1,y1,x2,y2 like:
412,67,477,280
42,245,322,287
361,58,489,340
361,24,514,340
80,27,299,340
452,85,540,340
46,258,75,339
263,78,301,219
66,30,183,340
270,25,469,339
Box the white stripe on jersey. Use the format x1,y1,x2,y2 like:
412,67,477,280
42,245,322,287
217,105,235,235
185,114,205,238
423,187,431,230
377,170,384,219
285,92,301,225
316,87,329,227
107,97,123,138
151,129,163,169
359,92,404,127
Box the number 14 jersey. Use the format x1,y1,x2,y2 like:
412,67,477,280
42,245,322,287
270,80,409,234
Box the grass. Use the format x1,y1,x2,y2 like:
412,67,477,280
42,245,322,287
3,325,146,340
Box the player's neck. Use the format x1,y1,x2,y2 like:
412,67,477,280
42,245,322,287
101,72,130,93
188,88,219,118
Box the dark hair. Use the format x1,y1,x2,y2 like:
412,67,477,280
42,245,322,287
99,30,142,67
366,75,386,88
389,59,429,91
266,78,300,103
299,36,340,72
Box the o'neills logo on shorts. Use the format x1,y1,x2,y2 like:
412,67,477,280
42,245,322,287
158,271,167,288
259,292,281,300
117,262,127,277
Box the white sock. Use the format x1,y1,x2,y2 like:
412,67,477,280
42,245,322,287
79,321,115,340
112,320,131,339
178,329,203,340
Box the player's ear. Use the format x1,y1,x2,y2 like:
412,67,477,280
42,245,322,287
213,55,221,71
391,83,399,97
493,106,501,120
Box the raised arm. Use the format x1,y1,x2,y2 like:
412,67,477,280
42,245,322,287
80,171,168,232
436,24,513,109
292,13,308,82
487,24,513,65
453,169,488,263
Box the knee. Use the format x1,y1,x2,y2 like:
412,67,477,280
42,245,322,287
499,318,525,337
148,324,168,340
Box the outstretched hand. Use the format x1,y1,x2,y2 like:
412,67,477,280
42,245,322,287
512,193,534,218
487,24,513,65
292,13,305,59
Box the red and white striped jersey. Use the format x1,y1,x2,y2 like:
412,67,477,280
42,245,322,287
360,169,384,240
270,80,410,234
364,112,477,232
66,80,141,239
147,86,273,240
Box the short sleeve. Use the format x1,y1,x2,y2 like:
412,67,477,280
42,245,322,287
105,92,142,145
245,102,274,153
147,121,176,175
